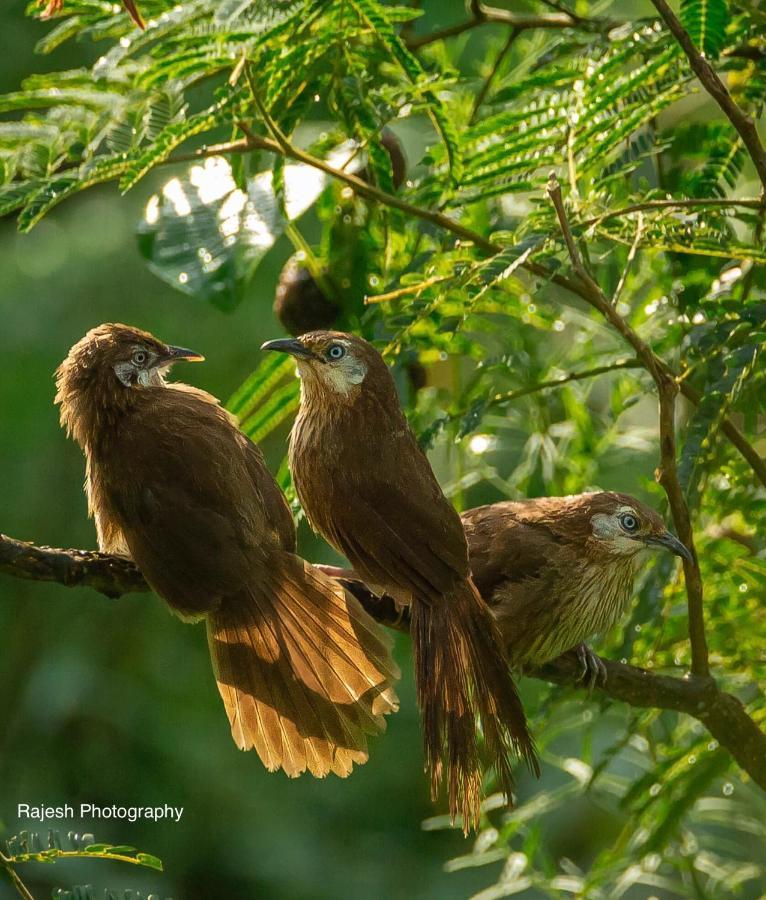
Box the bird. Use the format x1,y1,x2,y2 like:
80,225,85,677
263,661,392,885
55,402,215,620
327,492,691,688
262,330,538,832
55,323,399,779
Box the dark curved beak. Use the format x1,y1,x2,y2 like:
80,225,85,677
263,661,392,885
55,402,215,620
642,531,692,562
261,338,316,360
163,345,205,363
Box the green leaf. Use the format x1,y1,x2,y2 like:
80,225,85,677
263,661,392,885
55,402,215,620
227,354,297,420
680,0,731,59
240,380,300,444
347,0,462,183
137,141,361,309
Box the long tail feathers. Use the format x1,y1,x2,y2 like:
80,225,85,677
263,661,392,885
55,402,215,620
410,580,538,833
207,554,399,778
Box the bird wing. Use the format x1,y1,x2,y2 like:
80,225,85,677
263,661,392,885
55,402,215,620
305,414,470,605
99,386,281,617
462,502,563,599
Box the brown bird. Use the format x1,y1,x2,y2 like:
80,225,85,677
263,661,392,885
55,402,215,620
263,330,538,831
332,492,691,687
55,324,398,779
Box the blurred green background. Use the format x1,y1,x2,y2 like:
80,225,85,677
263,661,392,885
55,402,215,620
0,3,535,898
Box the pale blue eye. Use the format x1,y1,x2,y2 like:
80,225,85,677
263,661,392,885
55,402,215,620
620,513,638,532
327,344,345,360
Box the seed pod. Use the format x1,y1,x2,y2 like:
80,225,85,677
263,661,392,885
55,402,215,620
273,255,340,336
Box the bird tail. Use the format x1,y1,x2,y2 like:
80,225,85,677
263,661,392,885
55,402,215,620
410,580,538,832
206,553,399,778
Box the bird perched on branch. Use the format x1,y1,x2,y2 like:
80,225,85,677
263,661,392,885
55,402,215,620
333,492,691,688
56,324,398,778
263,330,538,832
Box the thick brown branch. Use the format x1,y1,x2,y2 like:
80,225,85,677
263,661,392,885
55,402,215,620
537,656,766,791
650,0,766,193
2,536,765,788
0,534,145,598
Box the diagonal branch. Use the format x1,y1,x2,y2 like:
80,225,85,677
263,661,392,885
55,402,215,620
404,1,586,50
546,173,710,677
650,0,766,193
2,534,765,790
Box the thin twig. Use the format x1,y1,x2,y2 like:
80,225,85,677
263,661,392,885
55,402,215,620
405,2,582,50
483,359,641,411
612,213,644,307
582,196,764,229
547,173,710,677
469,27,520,124
0,852,35,900
650,0,766,193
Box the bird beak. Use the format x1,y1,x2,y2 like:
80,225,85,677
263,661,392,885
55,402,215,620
642,531,693,562
162,345,205,364
261,337,317,360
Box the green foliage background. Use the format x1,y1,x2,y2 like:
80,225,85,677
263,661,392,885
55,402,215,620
0,0,765,897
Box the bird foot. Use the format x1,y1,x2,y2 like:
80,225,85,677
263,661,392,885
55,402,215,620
574,643,607,692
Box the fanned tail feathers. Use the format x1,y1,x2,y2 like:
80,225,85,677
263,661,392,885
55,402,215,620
411,580,538,832
207,554,399,778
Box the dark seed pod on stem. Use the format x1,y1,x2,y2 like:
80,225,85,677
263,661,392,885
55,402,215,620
273,255,340,336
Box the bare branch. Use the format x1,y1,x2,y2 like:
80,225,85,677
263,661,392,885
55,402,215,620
405,2,587,50
0,534,145,597
650,0,766,193
547,173,710,677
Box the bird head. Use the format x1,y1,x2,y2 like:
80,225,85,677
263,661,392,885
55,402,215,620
261,330,390,401
587,492,691,562
57,322,203,390
55,324,204,443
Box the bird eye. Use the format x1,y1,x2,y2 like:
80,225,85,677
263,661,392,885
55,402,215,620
619,513,639,532
132,350,148,366
327,344,346,360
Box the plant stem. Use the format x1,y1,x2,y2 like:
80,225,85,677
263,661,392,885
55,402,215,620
650,0,766,193
0,852,35,900
546,173,710,677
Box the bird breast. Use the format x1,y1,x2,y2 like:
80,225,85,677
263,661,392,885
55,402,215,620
495,558,637,667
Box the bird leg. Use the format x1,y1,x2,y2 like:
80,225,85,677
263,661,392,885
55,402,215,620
572,643,608,692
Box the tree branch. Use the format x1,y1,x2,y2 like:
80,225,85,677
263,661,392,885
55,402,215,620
546,173,710,677
0,534,144,597
650,0,766,193
404,1,585,50
2,534,765,790
581,196,765,229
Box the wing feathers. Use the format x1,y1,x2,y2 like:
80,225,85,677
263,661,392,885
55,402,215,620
207,553,399,778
